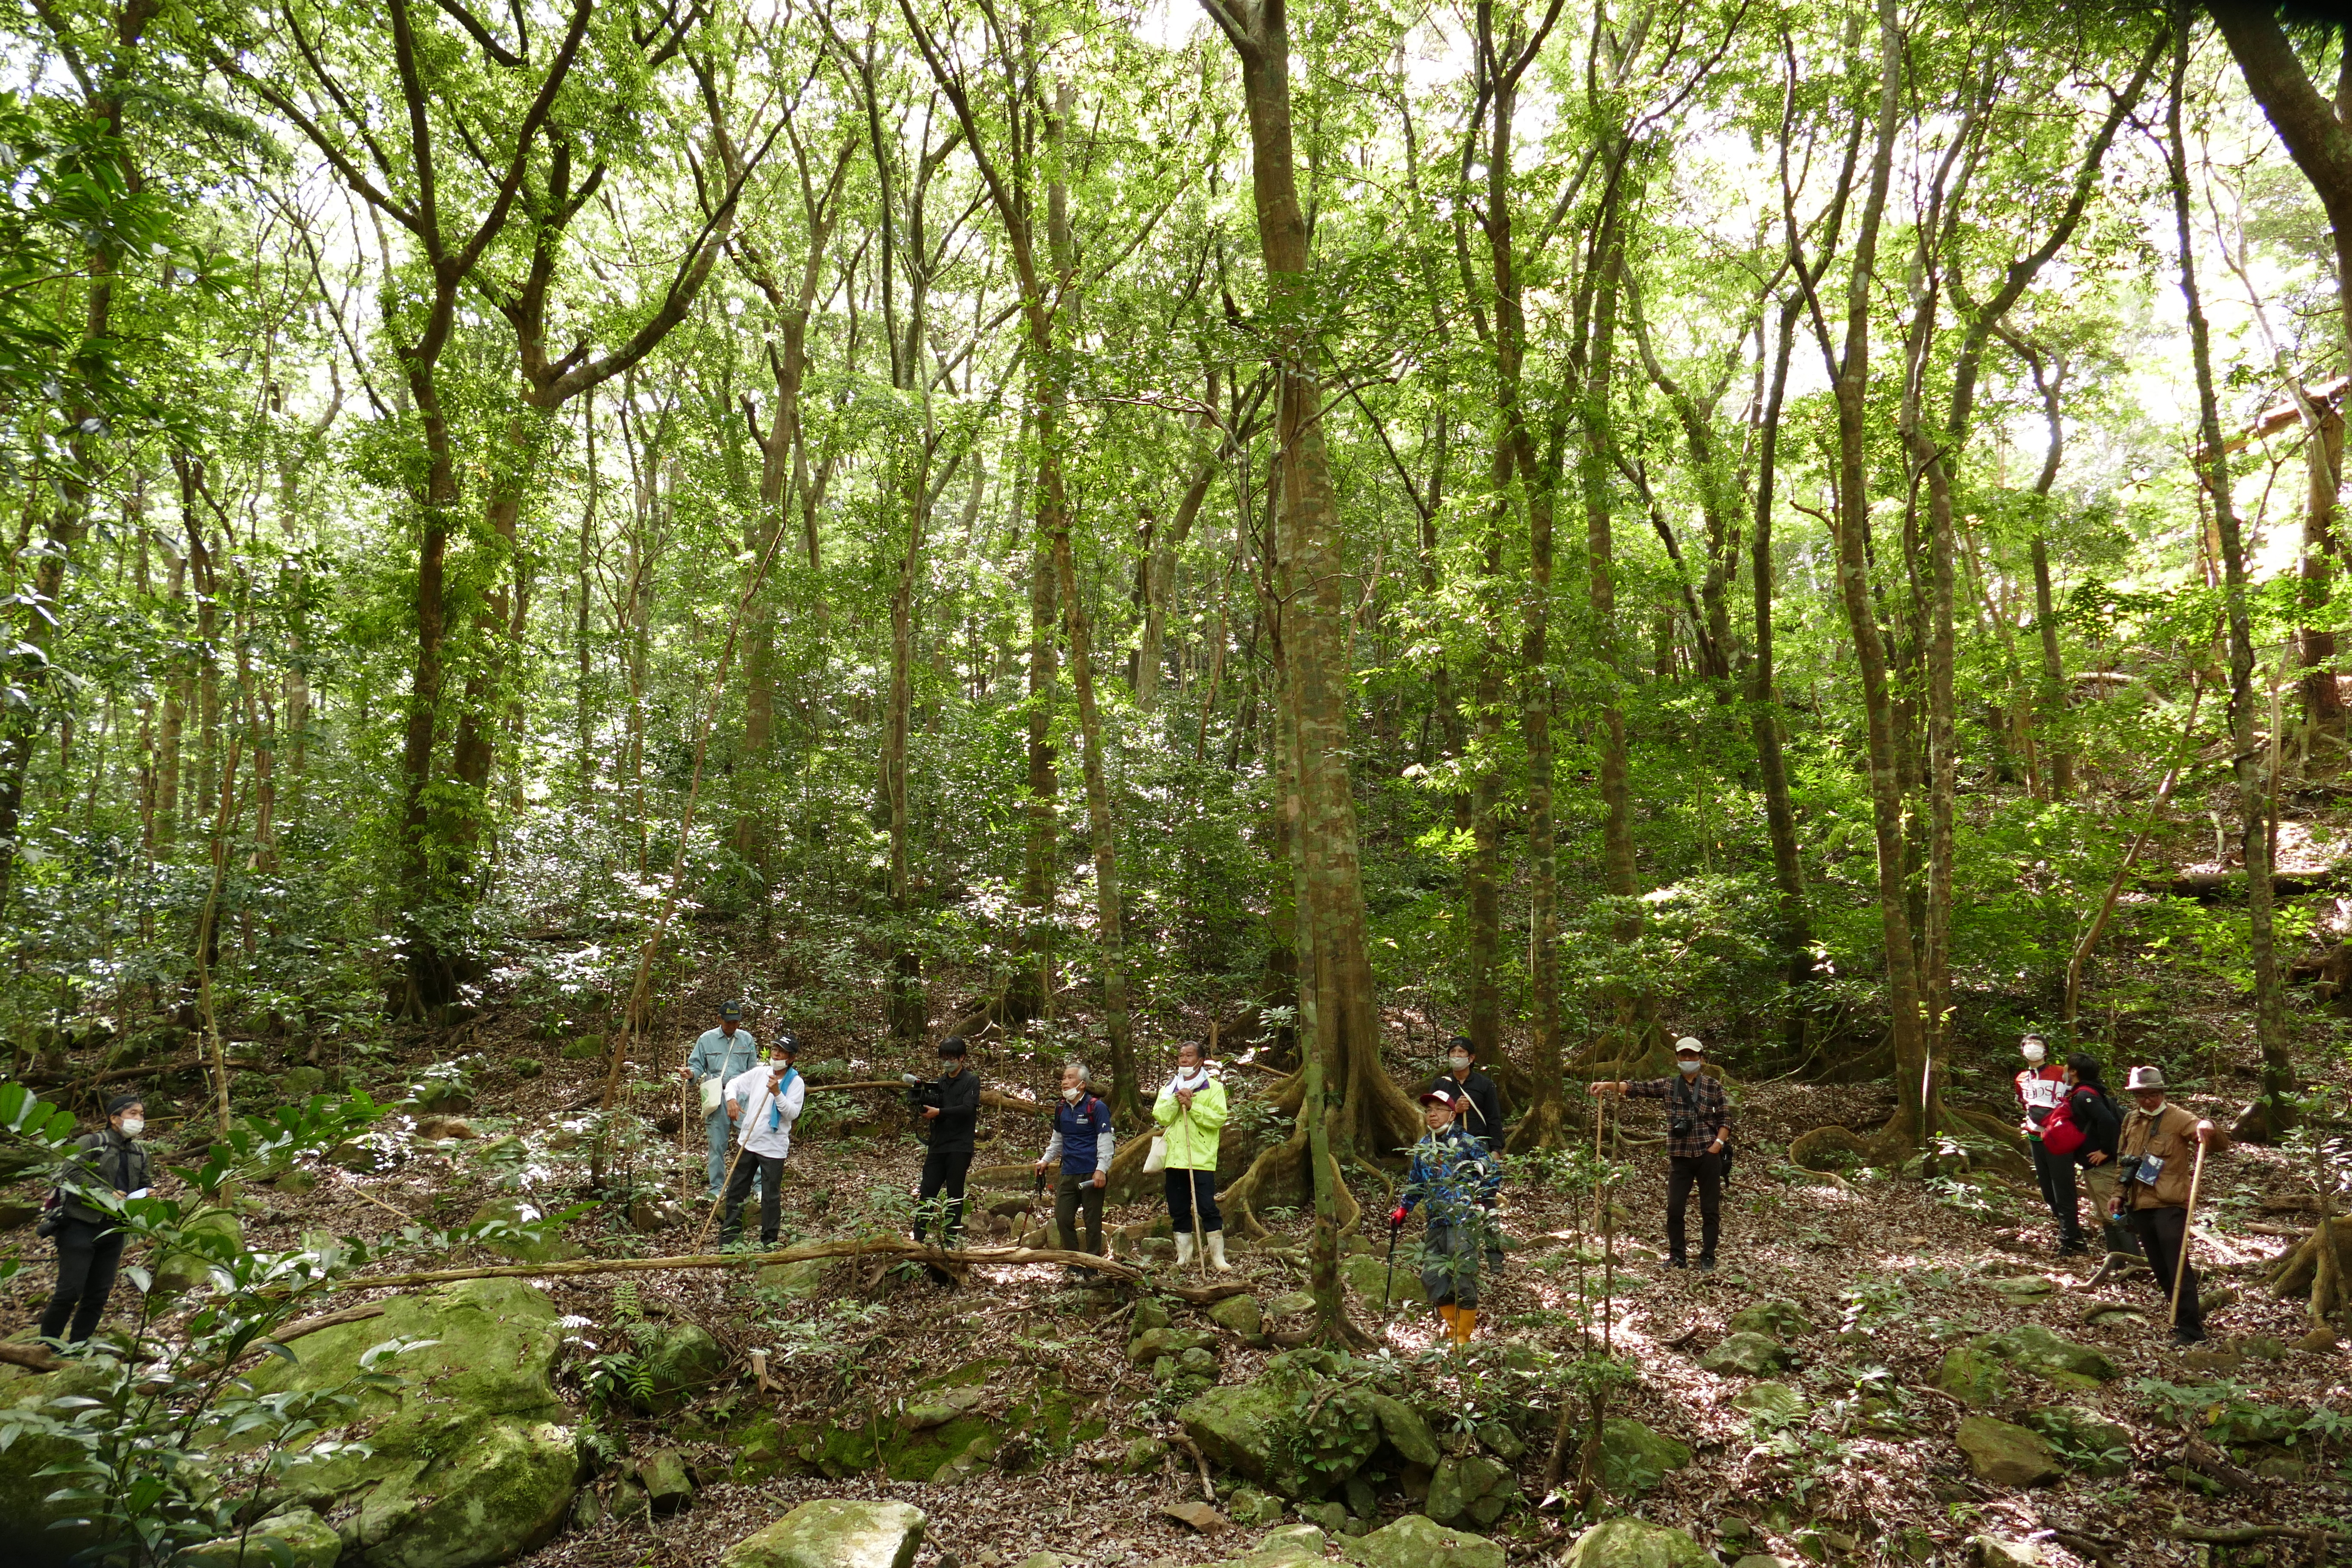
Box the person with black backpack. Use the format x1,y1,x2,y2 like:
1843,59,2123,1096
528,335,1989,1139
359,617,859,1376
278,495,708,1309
1587,1037,1732,1271
40,1093,151,1344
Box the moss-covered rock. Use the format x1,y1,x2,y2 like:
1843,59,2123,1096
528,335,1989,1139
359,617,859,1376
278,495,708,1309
2020,1406,2132,1475
1425,1451,1516,1528
1368,1392,1439,1467
1342,1250,1424,1306
0,1359,116,1567
1937,1345,2012,1408
466,1196,584,1264
1598,1417,1690,1494
1978,1324,2116,1385
1564,1518,1715,1568
1179,1353,1383,1499
1700,1331,1794,1375
152,1207,245,1296
635,1322,728,1414
719,1500,925,1568
1341,1514,1504,1568
1727,1298,1812,1341
1956,1415,2063,1487
241,1276,578,1568
180,1507,343,1568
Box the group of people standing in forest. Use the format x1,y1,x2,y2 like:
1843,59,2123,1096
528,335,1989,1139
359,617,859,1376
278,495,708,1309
2014,1035,2225,1344
23,1008,2219,1353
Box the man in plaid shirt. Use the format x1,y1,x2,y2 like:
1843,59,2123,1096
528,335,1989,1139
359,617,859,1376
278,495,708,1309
1589,1036,1732,1271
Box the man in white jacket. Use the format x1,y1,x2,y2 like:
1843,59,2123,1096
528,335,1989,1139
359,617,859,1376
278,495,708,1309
721,1037,805,1246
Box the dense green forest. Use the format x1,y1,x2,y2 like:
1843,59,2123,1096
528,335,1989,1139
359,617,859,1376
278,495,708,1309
0,0,2349,1565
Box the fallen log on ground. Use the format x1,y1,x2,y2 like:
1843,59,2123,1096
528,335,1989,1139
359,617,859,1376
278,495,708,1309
0,1298,390,1376
306,1235,1141,1294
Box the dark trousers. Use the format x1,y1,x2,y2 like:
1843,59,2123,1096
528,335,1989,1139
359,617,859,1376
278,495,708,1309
1166,1168,1221,1234
2127,1204,2204,1338
722,1152,786,1243
2032,1139,2083,1246
1055,1170,1105,1255
41,1219,125,1343
1665,1153,1722,1262
915,1148,972,1245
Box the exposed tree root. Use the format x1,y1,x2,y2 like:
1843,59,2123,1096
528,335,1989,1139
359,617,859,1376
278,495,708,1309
1507,1095,1570,1153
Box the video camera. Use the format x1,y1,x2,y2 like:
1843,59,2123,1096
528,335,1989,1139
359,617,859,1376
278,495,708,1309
901,1072,944,1113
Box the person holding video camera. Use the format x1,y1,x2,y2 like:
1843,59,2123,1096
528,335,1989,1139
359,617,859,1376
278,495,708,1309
1586,1036,1732,1271
906,1035,981,1288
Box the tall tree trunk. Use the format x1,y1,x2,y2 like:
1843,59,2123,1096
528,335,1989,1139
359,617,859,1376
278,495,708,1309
1204,0,1416,1167
2171,25,2295,1137
1138,442,1219,714
1826,0,1929,1145
2300,400,2345,744
1751,307,1809,991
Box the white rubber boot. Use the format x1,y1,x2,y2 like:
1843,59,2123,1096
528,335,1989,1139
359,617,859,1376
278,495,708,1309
1205,1231,1234,1272
1174,1231,1196,1268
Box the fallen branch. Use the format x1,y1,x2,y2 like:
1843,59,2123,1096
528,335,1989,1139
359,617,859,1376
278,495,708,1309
2181,1436,2260,1492
2042,1528,2118,1568
0,1299,392,1378
1176,1434,1217,1502
24,1057,270,1091
2172,1524,2350,1547
307,1236,1142,1295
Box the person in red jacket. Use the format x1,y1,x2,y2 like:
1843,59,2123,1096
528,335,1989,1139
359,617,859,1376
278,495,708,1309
2014,1034,2079,1254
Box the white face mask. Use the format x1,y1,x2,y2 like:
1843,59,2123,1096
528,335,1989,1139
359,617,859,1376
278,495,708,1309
1677,1059,1702,1076
119,1117,144,1137
2021,1042,2046,1064
1448,1055,1471,1072
1063,1086,1082,1103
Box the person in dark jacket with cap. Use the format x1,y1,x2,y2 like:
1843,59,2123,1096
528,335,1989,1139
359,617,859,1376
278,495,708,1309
911,1035,982,1287
42,1093,150,1343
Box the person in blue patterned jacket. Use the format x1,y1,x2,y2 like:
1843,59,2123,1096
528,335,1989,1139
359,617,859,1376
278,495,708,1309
1387,1085,1498,1344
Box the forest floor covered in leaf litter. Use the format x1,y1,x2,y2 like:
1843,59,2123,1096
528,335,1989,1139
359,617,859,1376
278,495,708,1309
2,953,2347,1568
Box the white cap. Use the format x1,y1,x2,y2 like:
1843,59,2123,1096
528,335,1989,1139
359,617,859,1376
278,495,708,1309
1673,1036,1704,1056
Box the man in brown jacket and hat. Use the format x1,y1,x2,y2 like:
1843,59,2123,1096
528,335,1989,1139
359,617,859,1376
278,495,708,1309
2111,1066,2225,1344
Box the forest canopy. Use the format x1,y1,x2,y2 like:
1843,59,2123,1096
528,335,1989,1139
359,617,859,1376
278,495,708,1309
0,0,2348,1145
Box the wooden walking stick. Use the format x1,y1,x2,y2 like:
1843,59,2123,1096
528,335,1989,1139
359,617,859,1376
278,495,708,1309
696,1123,753,1253
2168,1139,2210,1333
680,1077,694,1207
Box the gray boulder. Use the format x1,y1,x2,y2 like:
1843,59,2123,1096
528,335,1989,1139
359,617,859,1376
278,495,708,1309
719,1500,927,1568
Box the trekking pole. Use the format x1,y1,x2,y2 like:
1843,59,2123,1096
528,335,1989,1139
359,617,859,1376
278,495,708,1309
1382,1216,1400,1312
2167,1139,2210,1332
695,1129,752,1253
680,1078,693,1208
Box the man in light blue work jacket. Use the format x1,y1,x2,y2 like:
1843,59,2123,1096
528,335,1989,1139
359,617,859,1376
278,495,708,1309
679,1002,760,1197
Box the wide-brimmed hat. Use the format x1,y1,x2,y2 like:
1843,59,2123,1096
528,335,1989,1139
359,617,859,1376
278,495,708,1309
2125,1065,2165,1091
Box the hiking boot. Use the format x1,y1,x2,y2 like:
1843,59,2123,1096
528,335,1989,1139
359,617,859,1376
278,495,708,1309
2172,1327,2207,1346
1666,1255,1688,1269
1697,1256,1717,1273
2057,1238,2089,1258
